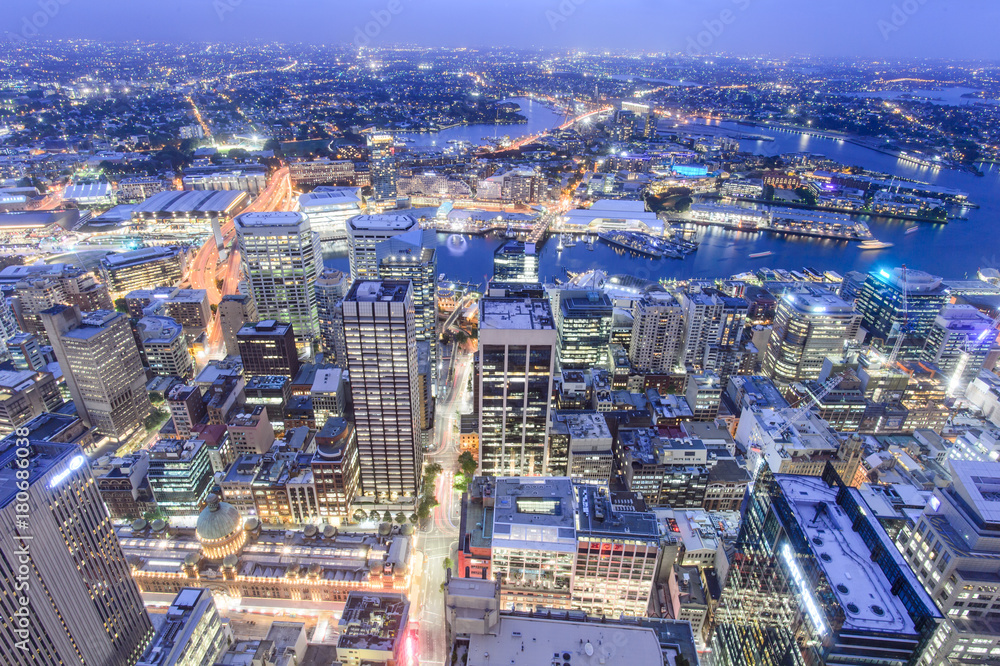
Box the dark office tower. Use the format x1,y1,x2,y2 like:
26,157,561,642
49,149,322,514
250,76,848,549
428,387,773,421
237,320,301,379
478,297,557,477
41,306,150,443
315,269,349,361
554,289,613,370
343,281,422,501
376,228,438,380
492,241,539,283
856,267,948,361
711,466,941,666
0,440,153,665
218,293,257,358
367,132,397,206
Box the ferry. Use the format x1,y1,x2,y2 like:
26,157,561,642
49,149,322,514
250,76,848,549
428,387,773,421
858,239,894,250
749,251,774,258
598,230,664,258
905,226,919,235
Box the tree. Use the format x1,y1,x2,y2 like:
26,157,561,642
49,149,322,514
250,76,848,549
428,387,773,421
409,513,419,524
210,304,218,316
442,557,453,572
395,512,407,525
458,451,477,479
148,391,164,405
383,510,393,523
353,508,368,523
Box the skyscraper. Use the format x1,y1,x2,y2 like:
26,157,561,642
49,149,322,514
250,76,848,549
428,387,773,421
218,293,256,358
492,241,539,283
41,306,150,443
347,212,418,282
922,304,995,395
315,269,349,362
713,466,941,666
136,588,232,666
553,289,613,370
629,291,686,374
679,288,750,375
235,211,321,353
478,297,556,477
343,280,422,501
367,132,397,206
0,439,153,665
898,460,1000,663
856,267,948,361
376,227,438,381
762,286,859,383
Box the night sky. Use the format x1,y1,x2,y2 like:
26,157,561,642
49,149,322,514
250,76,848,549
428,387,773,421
1,0,996,58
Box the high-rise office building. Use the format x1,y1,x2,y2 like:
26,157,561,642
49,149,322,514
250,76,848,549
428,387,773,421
147,438,214,515
136,588,232,666
377,227,438,381
554,289,613,370
41,306,150,443
99,246,187,299
483,476,660,617
898,460,1000,664
218,292,257,358
922,304,995,395
680,288,750,374
235,211,321,352
237,320,301,379
478,297,556,477
6,332,45,371
343,280,422,501
856,267,948,361
137,315,193,380
347,212,418,282
315,269,349,361
492,241,539,283
762,286,859,383
712,467,941,666
367,132,397,206
629,291,686,374
0,439,153,665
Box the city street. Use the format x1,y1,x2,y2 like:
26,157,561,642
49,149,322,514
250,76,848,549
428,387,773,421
414,345,475,665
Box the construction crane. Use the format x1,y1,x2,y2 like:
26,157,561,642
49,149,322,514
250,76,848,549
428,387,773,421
779,371,850,438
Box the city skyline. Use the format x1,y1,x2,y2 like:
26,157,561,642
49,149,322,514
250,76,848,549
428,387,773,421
0,1,999,59
1,15,1000,666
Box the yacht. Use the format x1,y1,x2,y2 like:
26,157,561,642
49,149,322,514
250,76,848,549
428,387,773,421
859,239,894,250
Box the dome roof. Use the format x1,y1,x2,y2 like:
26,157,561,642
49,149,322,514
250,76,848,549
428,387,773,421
196,494,242,542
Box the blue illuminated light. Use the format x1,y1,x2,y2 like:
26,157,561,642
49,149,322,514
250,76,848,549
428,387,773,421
928,496,941,512
879,269,891,279
781,542,827,636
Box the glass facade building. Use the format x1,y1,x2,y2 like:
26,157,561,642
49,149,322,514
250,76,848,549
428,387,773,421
555,289,613,370
478,298,556,477
856,267,948,361
712,465,942,666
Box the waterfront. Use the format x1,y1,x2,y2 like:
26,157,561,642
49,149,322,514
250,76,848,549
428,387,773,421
394,96,566,147
330,114,1000,284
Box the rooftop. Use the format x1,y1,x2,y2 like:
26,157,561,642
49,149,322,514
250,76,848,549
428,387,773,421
346,280,410,303
480,297,554,331
776,474,919,634
235,211,308,229
337,592,409,653
132,189,247,215
348,213,417,232
101,246,183,269
465,615,664,666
